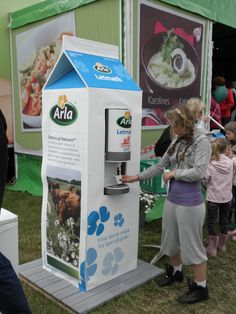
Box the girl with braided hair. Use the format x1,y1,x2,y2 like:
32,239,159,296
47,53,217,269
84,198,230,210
122,102,212,304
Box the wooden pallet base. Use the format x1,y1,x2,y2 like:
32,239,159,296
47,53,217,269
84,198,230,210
19,259,164,314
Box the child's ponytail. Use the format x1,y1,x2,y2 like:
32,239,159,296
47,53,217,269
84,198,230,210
211,138,228,161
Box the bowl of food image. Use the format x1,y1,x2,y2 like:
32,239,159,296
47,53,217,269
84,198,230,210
21,113,42,128
16,12,75,129
18,34,62,128
141,30,199,96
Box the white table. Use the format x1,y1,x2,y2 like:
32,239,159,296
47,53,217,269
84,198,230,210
0,208,19,274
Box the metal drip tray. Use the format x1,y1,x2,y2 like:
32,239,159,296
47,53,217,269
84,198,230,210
104,184,129,195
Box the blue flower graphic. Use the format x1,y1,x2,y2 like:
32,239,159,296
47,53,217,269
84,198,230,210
114,213,124,227
87,206,110,236
102,247,124,276
79,248,97,291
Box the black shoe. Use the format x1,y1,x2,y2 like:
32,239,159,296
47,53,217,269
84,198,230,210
157,264,184,287
177,280,209,304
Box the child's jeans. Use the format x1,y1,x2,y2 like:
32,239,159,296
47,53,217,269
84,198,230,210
229,186,236,226
207,200,231,235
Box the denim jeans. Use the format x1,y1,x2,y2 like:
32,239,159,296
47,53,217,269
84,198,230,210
0,252,31,313
207,200,231,235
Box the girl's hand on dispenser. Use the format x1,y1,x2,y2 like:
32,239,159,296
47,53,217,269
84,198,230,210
122,175,139,183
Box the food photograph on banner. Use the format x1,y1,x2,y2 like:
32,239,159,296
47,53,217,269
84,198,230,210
139,1,206,128
0,78,14,144
15,12,76,132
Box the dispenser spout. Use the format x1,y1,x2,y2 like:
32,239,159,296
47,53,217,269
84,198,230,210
115,163,122,184
117,163,122,175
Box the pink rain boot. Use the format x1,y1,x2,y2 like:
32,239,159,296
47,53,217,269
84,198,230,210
218,234,228,252
206,235,219,257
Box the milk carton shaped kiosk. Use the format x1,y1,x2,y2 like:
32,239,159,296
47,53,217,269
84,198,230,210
41,36,142,291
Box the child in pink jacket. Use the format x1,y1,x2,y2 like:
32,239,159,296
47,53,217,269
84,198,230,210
205,138,234,256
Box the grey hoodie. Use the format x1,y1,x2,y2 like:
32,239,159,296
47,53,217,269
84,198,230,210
139,128,212,182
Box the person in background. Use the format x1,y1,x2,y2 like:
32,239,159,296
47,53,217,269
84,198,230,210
123,102,212,304
226,81,236,116
210,97,222,130
154,125,172,157
230,81,236,121
228,144,236,236
213,76,234,126
0,110,8,210
154,97,207,157
205,138,233,256
224,122,236,151
186,97,209,130
0,109,32,313
222,122,236,240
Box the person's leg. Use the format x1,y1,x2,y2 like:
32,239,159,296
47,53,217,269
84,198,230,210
178,203,207,266
177,203,209,304
193,261,207,282
157,200,184,286
219,201,231,234
170,255,182,266
207,201,218,235
228,189,234,225
228,189,236,237
218,202,231,252
177,261,209,304
228,209,233,225
0,252,31,313
206,202,219,256
160,200,180,257
232,186,236,226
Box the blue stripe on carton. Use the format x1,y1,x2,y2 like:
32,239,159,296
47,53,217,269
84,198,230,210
65,50,141,91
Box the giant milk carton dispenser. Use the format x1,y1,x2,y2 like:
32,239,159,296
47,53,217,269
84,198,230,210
41,36,142,291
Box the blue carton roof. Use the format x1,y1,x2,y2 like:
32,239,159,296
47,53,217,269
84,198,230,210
44,50,141,91
46,69,85,89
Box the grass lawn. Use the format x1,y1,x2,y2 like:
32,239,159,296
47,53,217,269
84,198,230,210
2,188,236,314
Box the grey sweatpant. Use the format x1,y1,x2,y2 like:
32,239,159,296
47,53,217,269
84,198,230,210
160,199,208,265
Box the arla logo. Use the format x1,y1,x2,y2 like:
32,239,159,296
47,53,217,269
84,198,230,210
93,62,112,74
50,95,78,126
117,111,132,129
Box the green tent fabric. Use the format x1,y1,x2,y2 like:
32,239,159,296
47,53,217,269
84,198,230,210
9,0,96,29
161,0,236,29
145,194,166,222
7,154,42,196
9,0,236,30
